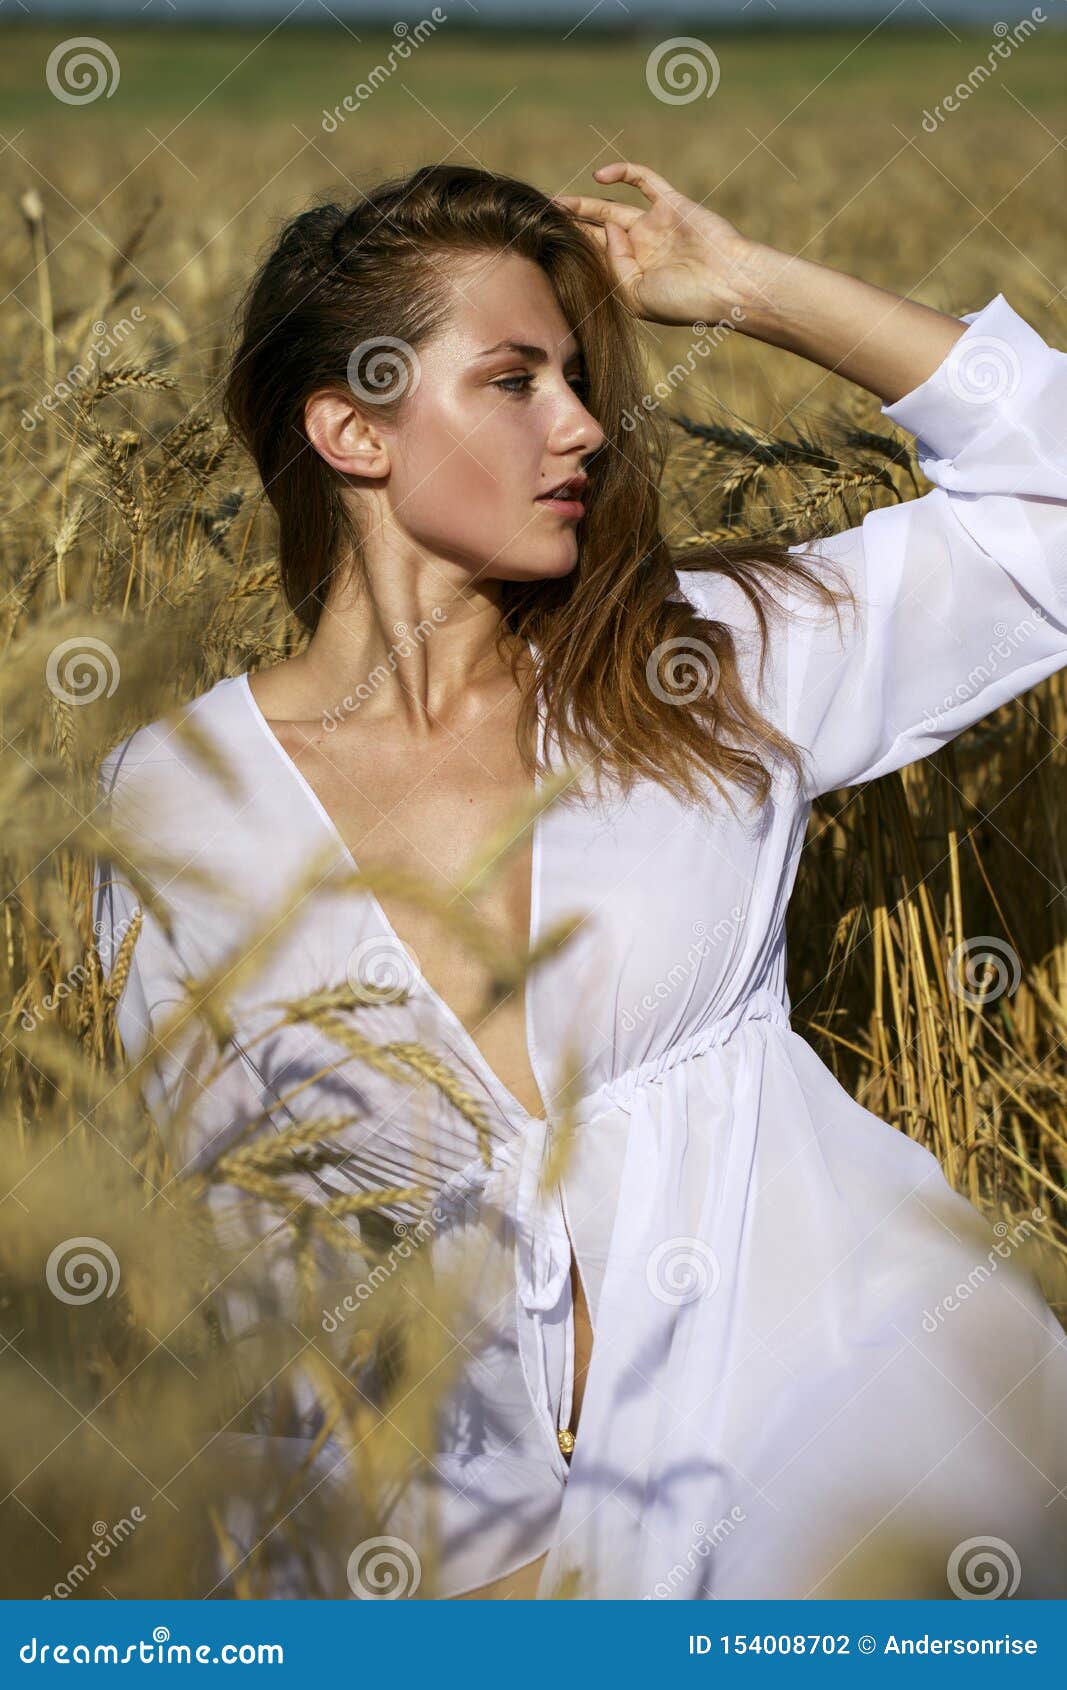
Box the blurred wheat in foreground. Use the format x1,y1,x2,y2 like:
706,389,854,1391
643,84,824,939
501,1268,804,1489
3,88,1067,1597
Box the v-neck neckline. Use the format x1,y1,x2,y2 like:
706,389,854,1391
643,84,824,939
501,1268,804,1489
234,651,550,1134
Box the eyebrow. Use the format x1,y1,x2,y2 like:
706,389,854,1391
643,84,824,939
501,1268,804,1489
474,339,584,366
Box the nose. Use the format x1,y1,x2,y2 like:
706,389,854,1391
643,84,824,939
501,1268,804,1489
552,384,606,460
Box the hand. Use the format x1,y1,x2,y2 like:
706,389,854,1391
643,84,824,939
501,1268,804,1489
551,161,755,331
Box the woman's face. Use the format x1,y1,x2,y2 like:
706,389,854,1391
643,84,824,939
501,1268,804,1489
375,250,607,584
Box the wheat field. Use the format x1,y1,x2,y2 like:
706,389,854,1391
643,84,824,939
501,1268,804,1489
2,20,1066,1599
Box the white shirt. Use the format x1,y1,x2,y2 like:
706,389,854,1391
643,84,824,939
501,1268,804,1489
94,291,1067,1600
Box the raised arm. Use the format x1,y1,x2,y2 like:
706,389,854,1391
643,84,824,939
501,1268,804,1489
556,161,1067,800
676,290,1067,797
551,156,971,401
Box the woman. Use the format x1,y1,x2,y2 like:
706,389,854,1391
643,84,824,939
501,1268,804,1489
95,160,1067,1600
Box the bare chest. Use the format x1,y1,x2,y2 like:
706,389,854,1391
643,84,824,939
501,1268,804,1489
276,707,547,1123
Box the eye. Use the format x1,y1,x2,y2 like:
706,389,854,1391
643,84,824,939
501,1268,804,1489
492,372,589,398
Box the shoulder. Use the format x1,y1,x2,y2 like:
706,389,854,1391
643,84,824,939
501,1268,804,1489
670,564,747,618
97,674,245,836
673,552,857,658
668,559,848,762
669,563,799,664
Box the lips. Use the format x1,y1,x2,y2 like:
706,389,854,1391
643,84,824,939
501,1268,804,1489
536,474,588,502
535,484,587,520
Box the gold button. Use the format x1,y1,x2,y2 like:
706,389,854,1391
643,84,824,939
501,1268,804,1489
557,1427,575,1456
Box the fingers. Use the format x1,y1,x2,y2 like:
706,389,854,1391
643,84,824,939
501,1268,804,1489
550,192,642,230
592,161,678,203
579,223,608,253
551,161,678,228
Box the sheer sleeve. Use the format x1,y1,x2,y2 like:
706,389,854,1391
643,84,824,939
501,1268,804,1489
92,739,358,1356
788,291,1067,797
92,741,215,1131
92,737,417,1582
678,292,1067,801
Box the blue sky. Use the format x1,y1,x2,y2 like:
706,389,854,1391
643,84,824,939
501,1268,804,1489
13,1,1047,26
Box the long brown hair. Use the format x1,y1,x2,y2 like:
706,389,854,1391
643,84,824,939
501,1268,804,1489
222,162,852,816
